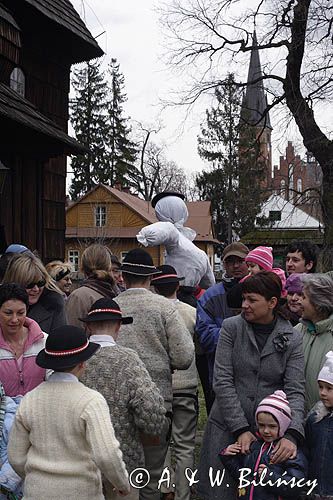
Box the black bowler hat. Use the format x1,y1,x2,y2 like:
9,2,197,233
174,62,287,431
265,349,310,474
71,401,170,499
79,298,133,324
36,325,100,370
151,191,185,208
151,265,184,285
121,248,161,276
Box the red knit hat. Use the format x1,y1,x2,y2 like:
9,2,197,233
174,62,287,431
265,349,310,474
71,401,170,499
245,246,273,271
255,390,291,438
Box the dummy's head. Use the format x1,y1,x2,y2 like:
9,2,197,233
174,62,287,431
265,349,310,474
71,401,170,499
151,191,187,225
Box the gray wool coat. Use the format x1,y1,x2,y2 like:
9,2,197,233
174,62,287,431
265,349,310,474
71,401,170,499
197,314,305,500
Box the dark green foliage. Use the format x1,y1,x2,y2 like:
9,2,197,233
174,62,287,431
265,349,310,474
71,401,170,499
106,58,138,186
196,73,265,243
69,58,138,200
70,60,110,200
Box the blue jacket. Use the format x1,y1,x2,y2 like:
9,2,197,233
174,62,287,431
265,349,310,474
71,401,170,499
219,438,308,500
305,401,333,496
195,283,231,385
0,396,23,499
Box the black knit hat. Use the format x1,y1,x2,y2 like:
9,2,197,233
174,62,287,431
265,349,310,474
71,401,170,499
121,248,160,276
151,265,184,285
151,191,185,208
79,298,133,324
36,325,100,370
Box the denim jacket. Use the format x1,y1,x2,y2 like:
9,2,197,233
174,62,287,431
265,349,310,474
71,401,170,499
305,401,333,496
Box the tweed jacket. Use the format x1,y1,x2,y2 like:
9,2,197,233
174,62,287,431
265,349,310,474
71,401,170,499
198,313,305,500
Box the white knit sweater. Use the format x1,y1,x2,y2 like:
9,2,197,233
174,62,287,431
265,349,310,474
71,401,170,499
8,381,129,500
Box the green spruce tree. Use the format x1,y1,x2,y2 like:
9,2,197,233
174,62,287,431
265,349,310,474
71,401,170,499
106,58,138,186
69,59,110,200
197,73,265,243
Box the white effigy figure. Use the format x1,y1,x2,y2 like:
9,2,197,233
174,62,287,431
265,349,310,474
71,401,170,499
137,192,215,288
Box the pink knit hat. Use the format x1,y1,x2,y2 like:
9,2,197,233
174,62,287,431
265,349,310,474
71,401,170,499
255,390,291,438
245,246,273,271
272,268,287,298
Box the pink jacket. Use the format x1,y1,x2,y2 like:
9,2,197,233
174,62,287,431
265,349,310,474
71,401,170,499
0,318,47,396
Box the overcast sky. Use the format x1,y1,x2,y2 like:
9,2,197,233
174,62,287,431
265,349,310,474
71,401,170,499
70,0,312,182
71,0,209,178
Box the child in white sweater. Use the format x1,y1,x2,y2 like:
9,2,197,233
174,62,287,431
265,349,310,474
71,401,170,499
8,325,130,500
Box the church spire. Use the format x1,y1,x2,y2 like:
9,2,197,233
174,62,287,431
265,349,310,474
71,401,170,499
240,31,272,130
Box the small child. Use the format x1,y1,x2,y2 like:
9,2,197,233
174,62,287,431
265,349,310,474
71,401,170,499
219,390,309,499
245,246,274,275
0,383,23,500
243,247,287,297
305,351,333,499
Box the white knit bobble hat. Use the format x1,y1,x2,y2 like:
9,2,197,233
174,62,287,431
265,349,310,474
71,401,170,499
318,351,333,386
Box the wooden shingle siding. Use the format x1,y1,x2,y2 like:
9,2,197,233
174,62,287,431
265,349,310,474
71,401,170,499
66,205,79,227
0,6,21,80
17,0,102,55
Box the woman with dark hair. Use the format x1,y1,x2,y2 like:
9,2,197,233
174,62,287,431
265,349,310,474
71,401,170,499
198,271,305,500
0,283,47,397
66,244,119,328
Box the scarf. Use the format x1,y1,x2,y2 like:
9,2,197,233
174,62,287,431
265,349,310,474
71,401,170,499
83,277,118,299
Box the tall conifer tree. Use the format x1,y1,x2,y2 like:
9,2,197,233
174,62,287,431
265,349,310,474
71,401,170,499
69,60,109,200
106,58,138,186
197,73,265,242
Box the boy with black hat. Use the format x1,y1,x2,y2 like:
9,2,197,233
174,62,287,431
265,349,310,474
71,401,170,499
151,265,197,500
8,325,130,500
80,298,166,500
115,248,194,500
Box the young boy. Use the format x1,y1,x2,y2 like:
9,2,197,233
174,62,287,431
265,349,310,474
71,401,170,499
7,325,130,500
305,351,333,499
220,390,309,499
79,298,166,500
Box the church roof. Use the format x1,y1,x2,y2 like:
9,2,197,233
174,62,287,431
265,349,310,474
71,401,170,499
240,31,272,130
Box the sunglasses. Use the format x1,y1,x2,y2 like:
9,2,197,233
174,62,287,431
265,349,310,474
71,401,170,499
26,279,46,289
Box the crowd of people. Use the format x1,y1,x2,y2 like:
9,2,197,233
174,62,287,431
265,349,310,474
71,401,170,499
0,198,332,500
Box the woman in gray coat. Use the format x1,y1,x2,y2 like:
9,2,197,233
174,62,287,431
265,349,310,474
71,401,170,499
198,271,305,500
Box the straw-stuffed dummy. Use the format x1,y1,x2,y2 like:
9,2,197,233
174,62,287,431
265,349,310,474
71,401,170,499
137,192,215,289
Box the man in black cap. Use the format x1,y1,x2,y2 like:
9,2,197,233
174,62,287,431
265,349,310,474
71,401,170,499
151,265,197,500
80,298,166,500
8,325,130,500
115,249,194,500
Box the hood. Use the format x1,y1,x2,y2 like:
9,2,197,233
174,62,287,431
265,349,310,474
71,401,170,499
0,316,45,351
301,313,333,336
309,400,333,423
4,395,21,415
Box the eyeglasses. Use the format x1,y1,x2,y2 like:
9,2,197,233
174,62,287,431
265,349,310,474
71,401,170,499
26,279,46,289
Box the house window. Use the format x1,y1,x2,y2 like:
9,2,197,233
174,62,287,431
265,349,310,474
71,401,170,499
10,68,25,97
95,205,106,227
68,250,80,271
297,178,302,192
269,210,281,222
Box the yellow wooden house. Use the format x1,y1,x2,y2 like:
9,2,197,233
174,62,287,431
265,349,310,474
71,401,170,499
65,184,219,272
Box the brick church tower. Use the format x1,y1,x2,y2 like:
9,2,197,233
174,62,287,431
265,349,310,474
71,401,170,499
240,31,273,190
